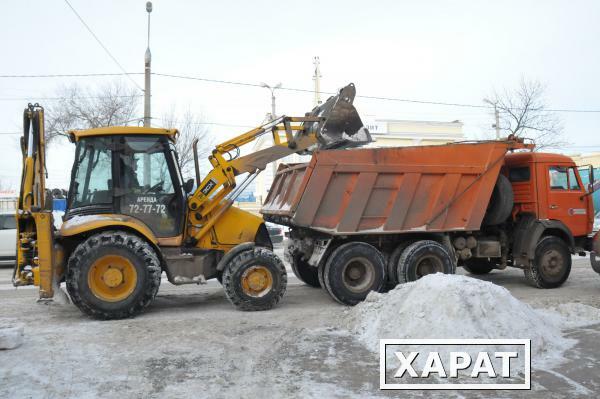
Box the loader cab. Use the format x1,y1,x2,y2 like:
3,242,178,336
66,128,186,238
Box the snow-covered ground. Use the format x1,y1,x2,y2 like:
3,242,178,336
1,255,600,398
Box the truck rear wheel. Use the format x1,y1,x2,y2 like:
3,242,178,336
222,247,287,311
462,258,494,275
66,231,161,320
323,242,385,305
524,236,571,288
290,255,320,288
387,240,416,286
397,240,455,283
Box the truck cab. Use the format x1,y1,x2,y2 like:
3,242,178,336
505,152,594,250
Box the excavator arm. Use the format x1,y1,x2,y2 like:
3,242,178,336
186,83,371,244
12,104,62,299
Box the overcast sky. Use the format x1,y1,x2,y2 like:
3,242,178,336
1,0,599,189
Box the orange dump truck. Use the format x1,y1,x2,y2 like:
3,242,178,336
261,139,599,305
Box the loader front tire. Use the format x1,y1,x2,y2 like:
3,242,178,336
223,247,287,311
66,231,161,320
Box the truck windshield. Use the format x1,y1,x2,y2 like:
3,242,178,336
69,137,113,208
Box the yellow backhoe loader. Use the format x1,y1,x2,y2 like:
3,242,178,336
13,84,371,319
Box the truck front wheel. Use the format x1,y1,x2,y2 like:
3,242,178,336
397,240,455,283
524,236,571,288
323,242,385,305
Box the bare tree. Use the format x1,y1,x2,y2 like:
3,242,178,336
485,78,565,150
161,108,214,179
45,81,140,143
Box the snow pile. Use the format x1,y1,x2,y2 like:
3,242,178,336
0,320,24,350
344,273,600,367
538,302,600,329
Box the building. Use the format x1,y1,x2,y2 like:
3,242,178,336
569,152,600,218
249,118,464,209
364,119,464,147
570,152,600,168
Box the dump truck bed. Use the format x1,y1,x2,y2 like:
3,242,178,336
261,141,522,235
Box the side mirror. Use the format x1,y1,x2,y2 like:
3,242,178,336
183,178,194,194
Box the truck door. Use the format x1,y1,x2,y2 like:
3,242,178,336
546,164,589,236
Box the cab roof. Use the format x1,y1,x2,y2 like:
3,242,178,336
68,126,178,142
505,151,576,165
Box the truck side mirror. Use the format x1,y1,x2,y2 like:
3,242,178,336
183,178,194,194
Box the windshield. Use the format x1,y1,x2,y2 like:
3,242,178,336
69,137,113,209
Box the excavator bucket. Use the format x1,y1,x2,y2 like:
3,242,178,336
305,83,372,150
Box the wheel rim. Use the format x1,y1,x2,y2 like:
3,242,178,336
415,255,444,278
241,266,273,297
88,255,137,302
540,249,565,278
342,257,375,293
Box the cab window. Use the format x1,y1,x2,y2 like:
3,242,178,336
549,166,568,190
549,166,582,191
69,137,113,208
568,167,581,190
509,166,530,182
0,215,16,230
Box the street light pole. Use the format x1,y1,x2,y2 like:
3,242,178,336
313,56,322,107
260,82,282,121
143,1,153,128
483,99,500,139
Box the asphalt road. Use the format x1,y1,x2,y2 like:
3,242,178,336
1,249,600,398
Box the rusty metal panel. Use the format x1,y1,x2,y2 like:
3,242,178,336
336,172,378,232
261,163,312,216
262,142,518,235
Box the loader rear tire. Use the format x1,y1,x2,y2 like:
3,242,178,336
323,242,385,305
290,255,320,288
524,236,571,288
397,240,455,283
223,247,287,311
66,231,161,320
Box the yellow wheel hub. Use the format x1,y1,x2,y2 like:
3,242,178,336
241,266,273,297
88,255,137,302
